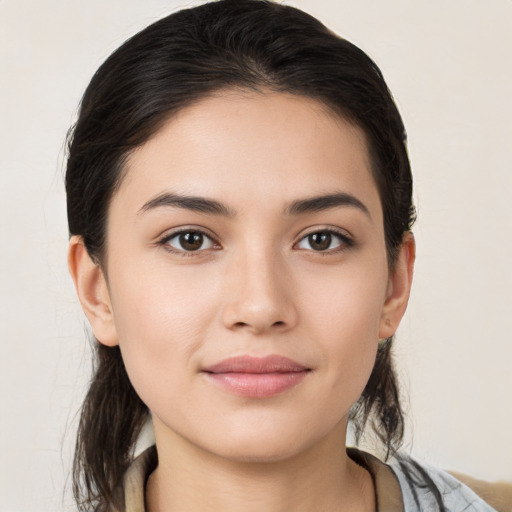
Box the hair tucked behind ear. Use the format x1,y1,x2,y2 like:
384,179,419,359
67,1,417,509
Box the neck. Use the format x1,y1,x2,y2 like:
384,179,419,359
146,421,375,512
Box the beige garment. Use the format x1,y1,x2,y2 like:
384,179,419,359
109,445,511,511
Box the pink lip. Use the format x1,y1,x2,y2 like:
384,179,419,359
202,355,310,398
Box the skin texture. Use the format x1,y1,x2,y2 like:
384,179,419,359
69,90,415,511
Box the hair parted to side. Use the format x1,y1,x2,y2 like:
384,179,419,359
66,0,415,510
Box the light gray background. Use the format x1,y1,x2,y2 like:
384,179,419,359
1,1,511,511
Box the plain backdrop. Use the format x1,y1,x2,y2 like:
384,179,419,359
1,1,511,511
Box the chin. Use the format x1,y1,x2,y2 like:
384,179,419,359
211,439,309,464
199,418,344,465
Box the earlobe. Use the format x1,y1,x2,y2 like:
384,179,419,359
379,232,415,340
68,235,119,347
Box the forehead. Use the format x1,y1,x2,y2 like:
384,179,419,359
115,90,381,219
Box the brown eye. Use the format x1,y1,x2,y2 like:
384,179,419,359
180,232,204,251
165,230,215,252
296,230,349,252
307,232,332,251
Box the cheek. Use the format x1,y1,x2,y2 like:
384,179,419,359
110,256,222,340
106,261,222,399
299,252,388,339
299,258,388,393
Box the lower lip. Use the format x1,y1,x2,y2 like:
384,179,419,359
203,371,309,398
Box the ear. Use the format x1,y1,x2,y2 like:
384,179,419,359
68,235,119,347
379,232,416,339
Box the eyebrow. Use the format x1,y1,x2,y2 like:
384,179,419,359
286,192,371,218
139,192,236,217
138,191,370,218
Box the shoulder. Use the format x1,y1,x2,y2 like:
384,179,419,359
448,470,512,512
389,455,511,512
348,448,511,512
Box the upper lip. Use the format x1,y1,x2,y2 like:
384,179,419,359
202,355,309,374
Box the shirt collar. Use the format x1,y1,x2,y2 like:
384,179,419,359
116,445,404,512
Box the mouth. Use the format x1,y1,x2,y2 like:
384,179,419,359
201,355,311,398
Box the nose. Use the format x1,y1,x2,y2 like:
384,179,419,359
221,248,298,335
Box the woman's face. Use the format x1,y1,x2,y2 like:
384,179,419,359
94,90,408,462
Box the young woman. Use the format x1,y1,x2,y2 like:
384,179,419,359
65,1,510,510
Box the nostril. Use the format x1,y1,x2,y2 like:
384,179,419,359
232,320,286,330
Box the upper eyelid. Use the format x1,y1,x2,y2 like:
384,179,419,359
158,226,219,243
293,227,354,252
296,226,353,241
157,228,220,257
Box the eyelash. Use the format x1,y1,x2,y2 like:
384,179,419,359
156,227,354,257
157,228,220,257
295,228,354,255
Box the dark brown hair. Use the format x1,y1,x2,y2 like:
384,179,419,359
66,1,415,509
